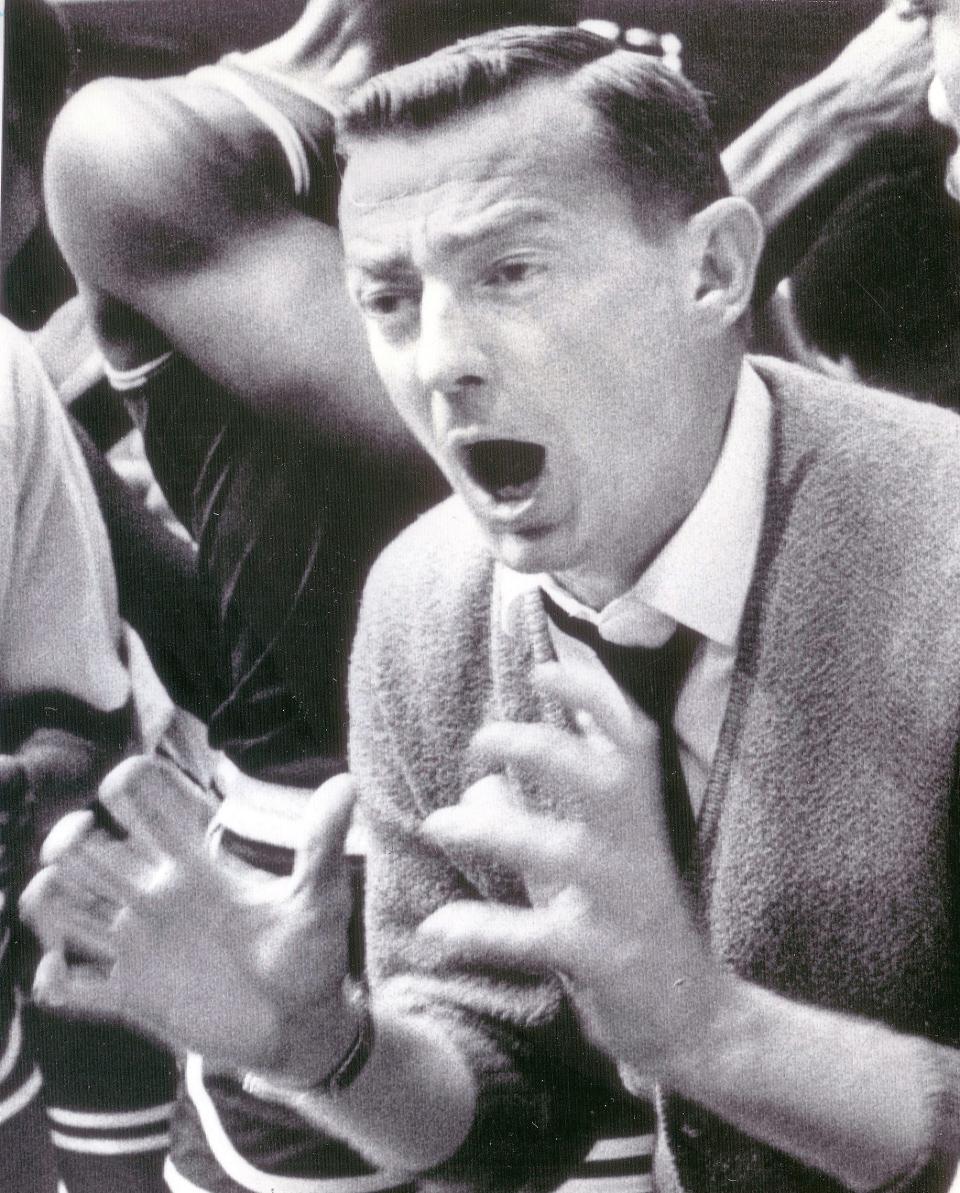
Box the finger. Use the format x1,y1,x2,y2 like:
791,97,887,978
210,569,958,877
470,721,607,802
33,950,124,1018
20,873,118,961
58,839,143,905
535,661,659,754
418,899,561,974
98,756,211,862
424,787,584,885
291,773,357,892
39,809,96,865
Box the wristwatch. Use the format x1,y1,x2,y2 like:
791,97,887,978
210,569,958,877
315,976,375,1096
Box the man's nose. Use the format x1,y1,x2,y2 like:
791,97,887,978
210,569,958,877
415,286,488,397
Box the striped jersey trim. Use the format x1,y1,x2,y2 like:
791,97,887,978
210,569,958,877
103,351,175,393
184,1054,411,1193
49,1128,171,1155
585,1136,655,1162
194,64,311,198
0,992,23,1084
47,1101,175,1130
220,53,337,115
556,1176,653,1193
164,1159,211,1193
554,1132,656,1193
0,1066,43,1124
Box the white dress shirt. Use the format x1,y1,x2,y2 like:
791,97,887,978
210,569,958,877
500,360,772,817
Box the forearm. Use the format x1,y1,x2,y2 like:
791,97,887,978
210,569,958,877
248,998,477,1173
722,5,932,232
660,975,960,1191
722,78,876,231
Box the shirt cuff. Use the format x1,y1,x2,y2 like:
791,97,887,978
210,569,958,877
876,1041,960,1192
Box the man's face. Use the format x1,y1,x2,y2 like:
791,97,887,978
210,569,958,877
925,0,960,197
341,82,710,606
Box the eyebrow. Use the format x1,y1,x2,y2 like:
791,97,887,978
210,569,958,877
345,202,559,278
430,203,558,257
345,251,417,281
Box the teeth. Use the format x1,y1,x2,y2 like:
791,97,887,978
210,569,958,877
496,482,535,503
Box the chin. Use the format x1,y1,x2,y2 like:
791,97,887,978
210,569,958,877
487,527,570,577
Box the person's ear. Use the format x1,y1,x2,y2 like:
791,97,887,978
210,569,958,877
685,196,764,329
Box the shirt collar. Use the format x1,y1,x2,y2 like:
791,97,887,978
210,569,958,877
499,360,772,649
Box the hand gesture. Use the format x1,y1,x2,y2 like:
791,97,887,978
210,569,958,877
418,661,726,1079
20,757,360,1083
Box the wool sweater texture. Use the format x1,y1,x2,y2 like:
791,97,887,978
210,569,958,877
348,358,960,1193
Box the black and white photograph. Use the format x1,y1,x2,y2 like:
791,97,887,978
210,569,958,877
3,2,960,1191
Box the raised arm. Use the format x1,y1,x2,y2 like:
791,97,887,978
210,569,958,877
42,2,411,449
722,4,934,230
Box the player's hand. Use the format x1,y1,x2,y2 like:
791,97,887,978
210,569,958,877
418,661,730,1078
814,4,933,138
20,757,360,1082
1,733,108,880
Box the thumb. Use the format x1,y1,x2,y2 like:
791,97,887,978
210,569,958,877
291,773,357,892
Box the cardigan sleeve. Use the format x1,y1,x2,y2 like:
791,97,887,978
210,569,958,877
346,568,624,1193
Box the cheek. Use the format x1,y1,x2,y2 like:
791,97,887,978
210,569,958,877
366,341,444,465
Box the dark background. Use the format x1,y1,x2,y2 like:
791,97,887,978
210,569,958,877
55,0,883,142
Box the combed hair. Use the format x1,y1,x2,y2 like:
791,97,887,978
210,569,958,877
338,26,729,219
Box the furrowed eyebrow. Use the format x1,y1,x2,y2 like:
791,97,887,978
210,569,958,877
345,251,417,282
345,203,559,279
430,205,557,257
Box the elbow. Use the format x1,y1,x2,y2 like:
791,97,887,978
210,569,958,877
43,80,138,268
43,77,198,293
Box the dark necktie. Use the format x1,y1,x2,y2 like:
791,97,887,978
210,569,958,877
540,590,699,874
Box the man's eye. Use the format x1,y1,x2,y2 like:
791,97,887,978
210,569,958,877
486,261,535,286
361,290,410,317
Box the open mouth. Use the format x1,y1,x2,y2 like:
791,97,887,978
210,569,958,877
464,439,546,503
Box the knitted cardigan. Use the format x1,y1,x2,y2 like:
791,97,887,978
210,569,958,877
348,357,960,1193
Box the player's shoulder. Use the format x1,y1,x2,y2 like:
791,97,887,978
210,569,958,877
0,318,58,433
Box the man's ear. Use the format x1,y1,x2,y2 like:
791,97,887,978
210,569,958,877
685,197,764,329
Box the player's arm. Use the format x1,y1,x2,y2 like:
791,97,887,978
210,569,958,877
722,4,933,230
42,20,408,450
0,327,131,855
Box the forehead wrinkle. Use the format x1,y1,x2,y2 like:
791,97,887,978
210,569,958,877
344,183,567,280
425,198,564,258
